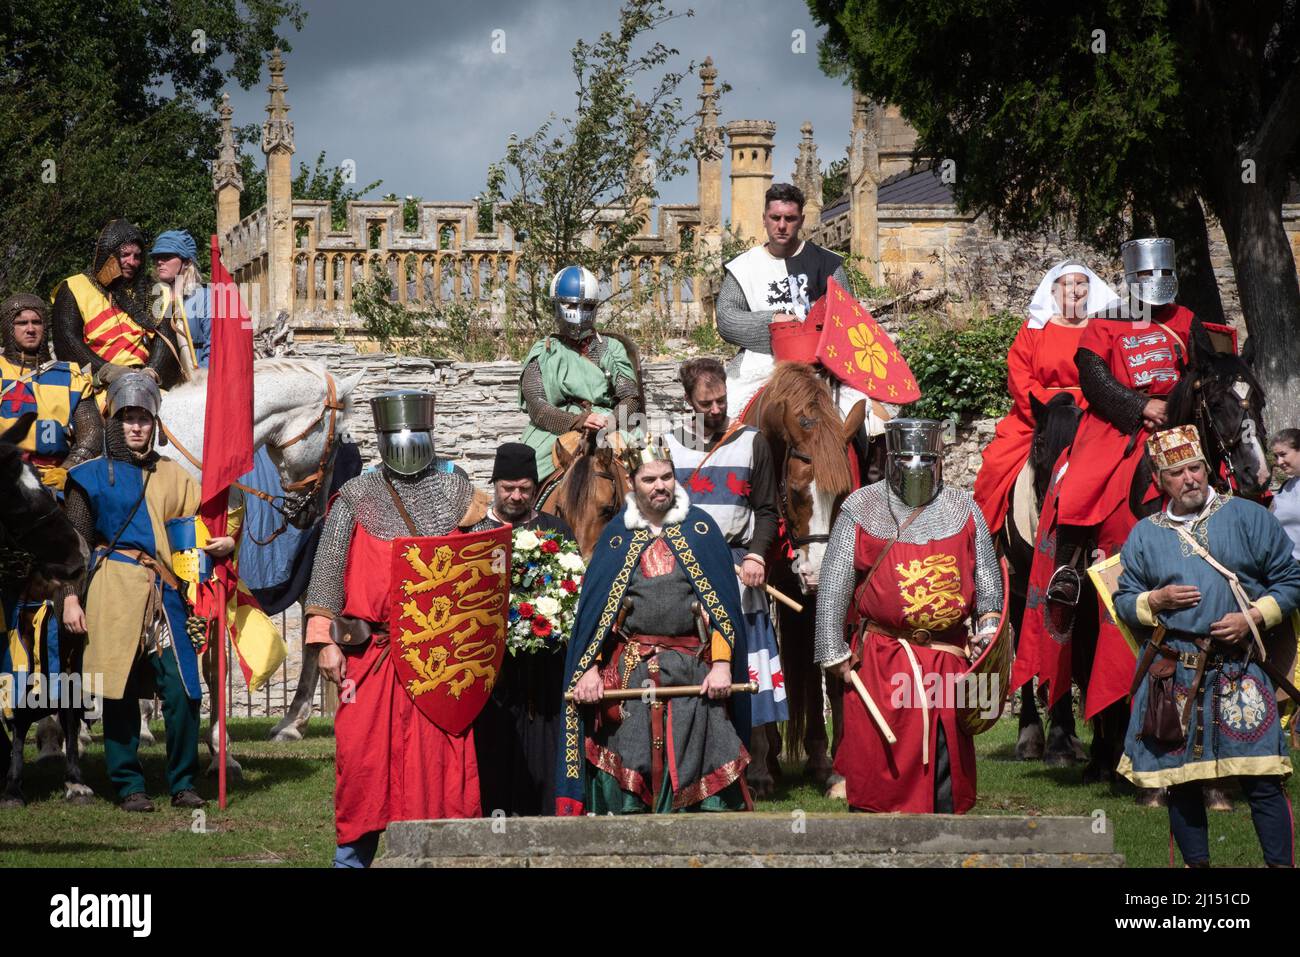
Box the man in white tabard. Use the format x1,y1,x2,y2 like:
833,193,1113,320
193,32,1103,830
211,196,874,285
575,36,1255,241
717,182,890,439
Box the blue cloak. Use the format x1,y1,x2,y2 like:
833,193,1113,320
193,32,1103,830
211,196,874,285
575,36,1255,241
556,504,749,814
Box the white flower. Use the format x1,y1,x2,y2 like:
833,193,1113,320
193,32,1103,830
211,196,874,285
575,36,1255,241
515,530,541,553
558,552,585,573
535,596,561,618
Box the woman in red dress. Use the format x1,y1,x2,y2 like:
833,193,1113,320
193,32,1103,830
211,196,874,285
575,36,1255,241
973,260,1120,534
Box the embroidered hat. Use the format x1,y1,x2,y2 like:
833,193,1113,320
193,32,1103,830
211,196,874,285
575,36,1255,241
1147,424,1206,472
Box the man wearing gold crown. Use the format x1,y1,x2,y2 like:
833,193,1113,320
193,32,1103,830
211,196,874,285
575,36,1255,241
556,437,752,814
1115,425,1300,867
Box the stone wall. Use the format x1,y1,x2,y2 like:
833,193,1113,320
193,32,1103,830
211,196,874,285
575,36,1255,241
293,342,996,491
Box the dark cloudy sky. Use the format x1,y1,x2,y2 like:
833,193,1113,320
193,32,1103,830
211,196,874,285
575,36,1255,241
220,0,858,213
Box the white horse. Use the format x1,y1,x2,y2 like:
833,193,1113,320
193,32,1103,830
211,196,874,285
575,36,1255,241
151,359,361,777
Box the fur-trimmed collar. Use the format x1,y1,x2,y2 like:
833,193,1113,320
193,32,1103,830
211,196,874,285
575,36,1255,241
623,484,690,530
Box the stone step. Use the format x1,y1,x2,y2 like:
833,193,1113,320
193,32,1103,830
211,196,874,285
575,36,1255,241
376,813,1124,868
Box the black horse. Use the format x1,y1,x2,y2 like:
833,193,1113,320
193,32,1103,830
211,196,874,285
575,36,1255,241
1071,346,1271,784
0,414,92,806
1000,393,1085,764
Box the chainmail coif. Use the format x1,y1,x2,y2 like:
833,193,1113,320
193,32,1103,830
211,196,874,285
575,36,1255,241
303,464,492,617
1,293,51,363
814,482,1003,666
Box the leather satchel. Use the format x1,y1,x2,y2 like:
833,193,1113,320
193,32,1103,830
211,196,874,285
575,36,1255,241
329,615,373,647
1138,651,1185,747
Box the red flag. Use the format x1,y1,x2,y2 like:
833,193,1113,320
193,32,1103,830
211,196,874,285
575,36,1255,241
814,276,920,404
197,235,254,809
200,236,254,514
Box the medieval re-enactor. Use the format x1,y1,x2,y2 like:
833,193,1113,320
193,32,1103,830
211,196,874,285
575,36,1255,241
1042,238,1209,622
518,265,641,481
63,373,231,811
816,419,1003,813
475,441,575,816
716,182,849,414
305,391,493,867
0,293,101,492
51,219,183,390
664,357,785,726
557,439,752,814
971,260,1119,534
1115,426,1299,868
0,293,101,737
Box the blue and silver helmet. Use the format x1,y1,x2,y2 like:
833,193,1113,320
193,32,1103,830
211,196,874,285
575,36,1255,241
549,265,601,340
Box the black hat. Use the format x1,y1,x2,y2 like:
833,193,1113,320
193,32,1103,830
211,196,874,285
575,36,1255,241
491,442,539,484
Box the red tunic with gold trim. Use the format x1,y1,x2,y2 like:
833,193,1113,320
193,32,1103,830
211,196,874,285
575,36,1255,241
834,515,979,814
973,319,1088,533
332,523,480,845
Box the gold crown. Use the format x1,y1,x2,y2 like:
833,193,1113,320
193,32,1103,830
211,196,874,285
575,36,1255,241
618,434,674,474
1147,424,1205,472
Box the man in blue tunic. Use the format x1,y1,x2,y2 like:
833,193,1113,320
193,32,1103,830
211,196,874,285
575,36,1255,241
556,437,751,815
1115,424,1300,867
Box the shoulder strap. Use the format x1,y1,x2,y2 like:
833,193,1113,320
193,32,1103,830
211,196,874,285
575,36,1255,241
862,506,924,590
1155,320,1188,362
1171,523,1267,659
87,469,152,579
851,505,924,646
684,421,747,489
383,476,419,536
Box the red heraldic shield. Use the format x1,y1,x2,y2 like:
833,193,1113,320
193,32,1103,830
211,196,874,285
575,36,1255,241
388,525,512,735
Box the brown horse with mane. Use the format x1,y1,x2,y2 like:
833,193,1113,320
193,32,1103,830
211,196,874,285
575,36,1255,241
741,362,867,794
538,430,630,560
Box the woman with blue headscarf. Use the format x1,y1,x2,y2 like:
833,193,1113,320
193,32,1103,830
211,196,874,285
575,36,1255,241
150,230,212,370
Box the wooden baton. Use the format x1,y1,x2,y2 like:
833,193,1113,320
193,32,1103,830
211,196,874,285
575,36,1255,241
734,565,805,613
848,670,897,744
566,681,759,703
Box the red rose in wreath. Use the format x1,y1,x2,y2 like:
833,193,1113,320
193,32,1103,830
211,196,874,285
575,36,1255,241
518,602,534,618
541,538,560,555
531,616,553,637
560,579,578,594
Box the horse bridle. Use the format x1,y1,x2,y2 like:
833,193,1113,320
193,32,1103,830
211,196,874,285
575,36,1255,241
158,372,344,545
1191,373,1258,490
777,444,829,550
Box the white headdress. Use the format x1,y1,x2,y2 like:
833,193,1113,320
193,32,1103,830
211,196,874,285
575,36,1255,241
1026,259,1121,329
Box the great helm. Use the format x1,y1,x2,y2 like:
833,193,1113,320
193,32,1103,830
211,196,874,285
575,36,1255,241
105,371,162,418
371,390,437,477
885,418,944,508
549,265,601,340
1121,237,1178,307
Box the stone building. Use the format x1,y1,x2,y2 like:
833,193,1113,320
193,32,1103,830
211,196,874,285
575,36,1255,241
219,49,1299,342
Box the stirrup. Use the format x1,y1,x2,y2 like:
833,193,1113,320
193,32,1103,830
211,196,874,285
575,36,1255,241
1045,564,1082,608
1044,565,1082,642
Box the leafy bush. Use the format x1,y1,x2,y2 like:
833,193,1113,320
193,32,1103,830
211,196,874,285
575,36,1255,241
896,309,1022,420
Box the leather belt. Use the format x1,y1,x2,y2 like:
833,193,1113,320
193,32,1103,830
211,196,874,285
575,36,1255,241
111,546,183,592
862,620,968,660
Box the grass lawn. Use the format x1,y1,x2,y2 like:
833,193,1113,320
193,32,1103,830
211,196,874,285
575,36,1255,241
0,716,1293,867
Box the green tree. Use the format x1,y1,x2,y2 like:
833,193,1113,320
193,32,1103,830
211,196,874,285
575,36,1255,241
0,0,304,293
822,156,848,206
481,0,703,333
810,1,1300,427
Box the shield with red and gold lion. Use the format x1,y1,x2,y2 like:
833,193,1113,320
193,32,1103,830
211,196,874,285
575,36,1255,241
389,526,512,734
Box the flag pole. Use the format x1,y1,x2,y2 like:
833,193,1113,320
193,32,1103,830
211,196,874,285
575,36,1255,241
218,569,228,810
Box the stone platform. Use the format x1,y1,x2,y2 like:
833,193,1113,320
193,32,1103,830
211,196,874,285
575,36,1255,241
376,813,1124,867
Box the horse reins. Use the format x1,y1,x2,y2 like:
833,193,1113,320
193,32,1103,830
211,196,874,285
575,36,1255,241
157,372,344,544
1192,373,1257,492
